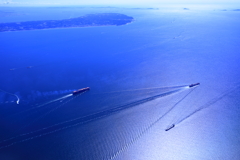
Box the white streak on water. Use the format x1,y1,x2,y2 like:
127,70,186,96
0,86,186,150
108,88,195,160
0,88,20,104
175,85,240,125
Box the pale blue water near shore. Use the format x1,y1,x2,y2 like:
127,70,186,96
0,4,240,160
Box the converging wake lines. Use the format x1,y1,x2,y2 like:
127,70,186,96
108,88,195,159
0,85,187,149
165,88,197,131
10,88,90,134
0,91,88,148
11,93,73,117
175,85,240,126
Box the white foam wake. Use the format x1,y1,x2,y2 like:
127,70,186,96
0,89,20,104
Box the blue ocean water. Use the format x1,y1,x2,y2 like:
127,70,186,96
0,5,240,160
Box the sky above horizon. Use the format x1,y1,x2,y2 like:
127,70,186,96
1,0,240,6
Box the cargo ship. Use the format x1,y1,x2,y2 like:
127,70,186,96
72,87,90,95
189,83,200,88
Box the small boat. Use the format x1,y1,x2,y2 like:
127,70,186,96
189,83,200,88
72,87,90,95
165,124,175,131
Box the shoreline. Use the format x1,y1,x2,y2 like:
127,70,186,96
0,13,134,32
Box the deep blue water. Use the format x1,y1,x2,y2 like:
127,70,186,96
0,5,240,160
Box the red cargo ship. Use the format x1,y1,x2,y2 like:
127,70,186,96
72,87,90,95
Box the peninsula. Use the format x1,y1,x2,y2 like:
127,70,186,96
0,13,134,32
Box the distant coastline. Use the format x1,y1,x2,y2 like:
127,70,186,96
0,13,134,32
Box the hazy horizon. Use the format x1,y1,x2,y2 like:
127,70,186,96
1,0,240,7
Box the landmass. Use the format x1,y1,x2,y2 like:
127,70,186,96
220,9,240,11
0,13,134,32
233,9,240,11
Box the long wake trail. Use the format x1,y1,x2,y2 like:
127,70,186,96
165,87,197,129
108,88,194,160
175,85,240,125
0,91,85,147
16,94,76,132
11,94,73,116
0,86,186,149
94,85,188,95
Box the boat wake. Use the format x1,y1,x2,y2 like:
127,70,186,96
10,93,73,117
109,88,195,159
175,85,240,126
0,88,20,104
0,85,187,149
10,89,90,132
0,89,78,105
164,87,197,131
